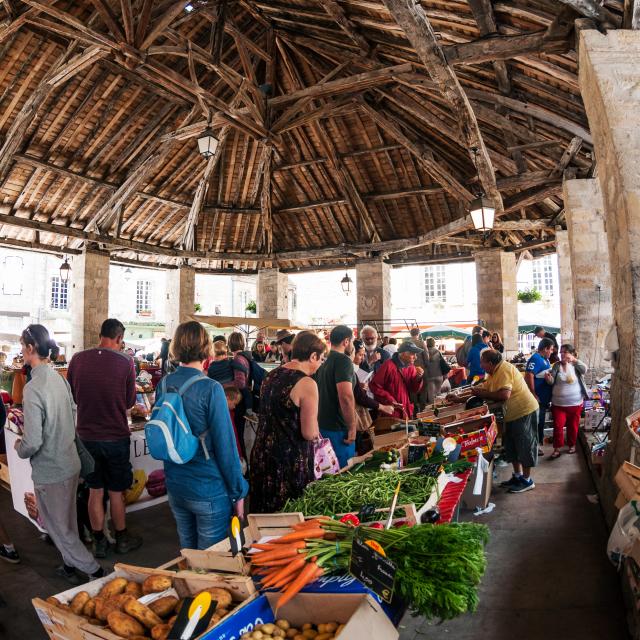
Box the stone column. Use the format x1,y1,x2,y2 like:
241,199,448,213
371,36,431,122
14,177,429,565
166,266,195,338
70,249,110,354
555,229,575,345
563,179,612,374
356,259,391,330
579,30,640,520
257,268,289,319
474,250,518,353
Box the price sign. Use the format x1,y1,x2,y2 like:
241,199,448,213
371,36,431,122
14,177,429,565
349,537,396,603
419,462,441,478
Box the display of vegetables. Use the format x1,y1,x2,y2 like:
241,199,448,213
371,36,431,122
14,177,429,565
249,519,489,621
283,471,438,516
240,620,344,640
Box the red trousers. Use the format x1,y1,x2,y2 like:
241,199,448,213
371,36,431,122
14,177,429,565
551,404,582,449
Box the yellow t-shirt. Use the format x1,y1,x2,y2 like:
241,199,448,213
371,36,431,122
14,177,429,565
482,360,539,422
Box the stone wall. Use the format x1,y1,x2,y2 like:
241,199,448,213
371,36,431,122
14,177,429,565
70,249,110,354
563,179,612,376
165,266,195,339
555,229,575,345
474,250,518,353
257,268,289,319
355,259,391,330
579,30,640,523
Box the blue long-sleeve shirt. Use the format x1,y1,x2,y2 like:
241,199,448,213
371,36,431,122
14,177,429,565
155,366,248,503
467,343,489,381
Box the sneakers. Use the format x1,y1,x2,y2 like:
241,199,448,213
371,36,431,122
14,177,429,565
509,477,535,493
55,565,83,585
115,531,142,554
93,536,109,559
0,546,20,564
499,474,521,488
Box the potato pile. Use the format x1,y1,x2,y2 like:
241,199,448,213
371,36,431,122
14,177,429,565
45,574,235,639
241,620,345,640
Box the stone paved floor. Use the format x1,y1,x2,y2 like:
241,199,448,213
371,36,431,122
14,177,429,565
0,443,628,639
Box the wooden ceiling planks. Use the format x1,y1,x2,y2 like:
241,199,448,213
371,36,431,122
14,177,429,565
0,0,619,268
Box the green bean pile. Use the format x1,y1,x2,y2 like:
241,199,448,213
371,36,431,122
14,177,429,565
283,471,438,516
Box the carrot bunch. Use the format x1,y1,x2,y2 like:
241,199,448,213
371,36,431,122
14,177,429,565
248,519,331,611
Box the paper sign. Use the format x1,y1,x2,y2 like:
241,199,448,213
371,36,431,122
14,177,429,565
349,537,396,603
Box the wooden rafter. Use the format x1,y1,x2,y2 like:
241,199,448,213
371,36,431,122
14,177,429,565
320,0,369,54
558,0,620,26
382,0,503,215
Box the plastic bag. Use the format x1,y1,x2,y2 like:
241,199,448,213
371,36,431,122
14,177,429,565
607,500,640,567
314,438,340,479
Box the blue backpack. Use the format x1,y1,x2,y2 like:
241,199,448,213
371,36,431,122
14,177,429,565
145,374,210,464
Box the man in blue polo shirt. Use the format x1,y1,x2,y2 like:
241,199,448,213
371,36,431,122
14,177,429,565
525,338,554,456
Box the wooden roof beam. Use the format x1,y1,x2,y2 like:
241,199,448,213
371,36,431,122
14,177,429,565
88,0,125,44
623,0,640,29
320,0,370,54
466,0,511,94
444,31,571,66
549,136,583,179
382,0,503,215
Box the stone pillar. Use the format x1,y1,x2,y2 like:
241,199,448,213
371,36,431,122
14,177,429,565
563,179,612,374
474,250,518,353
257,268,289,318
166,266,195,338
555,229,575,345
579,30,640,520
70,249,110,354
356,259,391,330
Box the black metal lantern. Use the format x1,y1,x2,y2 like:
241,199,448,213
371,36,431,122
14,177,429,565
197,129,219,157
340,272,353,295
59,257,71,283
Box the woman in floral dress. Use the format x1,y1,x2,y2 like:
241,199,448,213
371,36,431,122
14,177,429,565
250,332,326,512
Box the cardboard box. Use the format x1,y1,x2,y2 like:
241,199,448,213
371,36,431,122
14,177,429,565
32,563,256,640
443,415,498,459
585,408,606,430
462,457,494,510
615,461,640,502
206,593,399,640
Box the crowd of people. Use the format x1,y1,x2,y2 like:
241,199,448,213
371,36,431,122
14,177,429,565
0,317,588,580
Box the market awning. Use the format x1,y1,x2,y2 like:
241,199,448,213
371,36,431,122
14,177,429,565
420,325,469,340
190,315,306,331
518,324,560,335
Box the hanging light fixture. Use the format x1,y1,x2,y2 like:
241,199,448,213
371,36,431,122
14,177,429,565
59,257,71,283
197,128,219,157
469,147,495,233
340,272,353,295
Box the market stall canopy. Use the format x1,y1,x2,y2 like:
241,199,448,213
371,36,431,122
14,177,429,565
0,1,602,272
420,325,469,340
518,324,560,335
190,315,306,331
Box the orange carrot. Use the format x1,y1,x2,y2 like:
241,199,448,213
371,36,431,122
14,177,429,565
251,556,295,567
250,543,281,551
275,560,321,612
262,555,306,588
250,541,306,562
291,517,331,530
273,569,303,590
270,528,325,544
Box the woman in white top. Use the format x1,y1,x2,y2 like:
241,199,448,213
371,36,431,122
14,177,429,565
545,344,588,459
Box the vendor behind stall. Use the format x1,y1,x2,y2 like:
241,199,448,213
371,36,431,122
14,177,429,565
456,349,539,494
369,341,424,419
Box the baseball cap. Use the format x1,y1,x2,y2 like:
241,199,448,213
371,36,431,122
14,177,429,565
398,341,423,354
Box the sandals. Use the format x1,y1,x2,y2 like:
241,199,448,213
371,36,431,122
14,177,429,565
550,451,562,459
568,447,576,454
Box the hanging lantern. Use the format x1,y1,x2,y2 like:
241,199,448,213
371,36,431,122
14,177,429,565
469,195,495,232
197,129,219,157
340,272,353,295
59,257,71,283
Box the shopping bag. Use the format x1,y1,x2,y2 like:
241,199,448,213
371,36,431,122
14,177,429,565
313,437,340,479
607,500,640,567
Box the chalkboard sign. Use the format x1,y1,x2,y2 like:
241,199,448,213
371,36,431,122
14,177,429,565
349,537,396,603
419,462,441,478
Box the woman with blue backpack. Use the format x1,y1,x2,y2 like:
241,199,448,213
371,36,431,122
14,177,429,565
149,322,248,550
